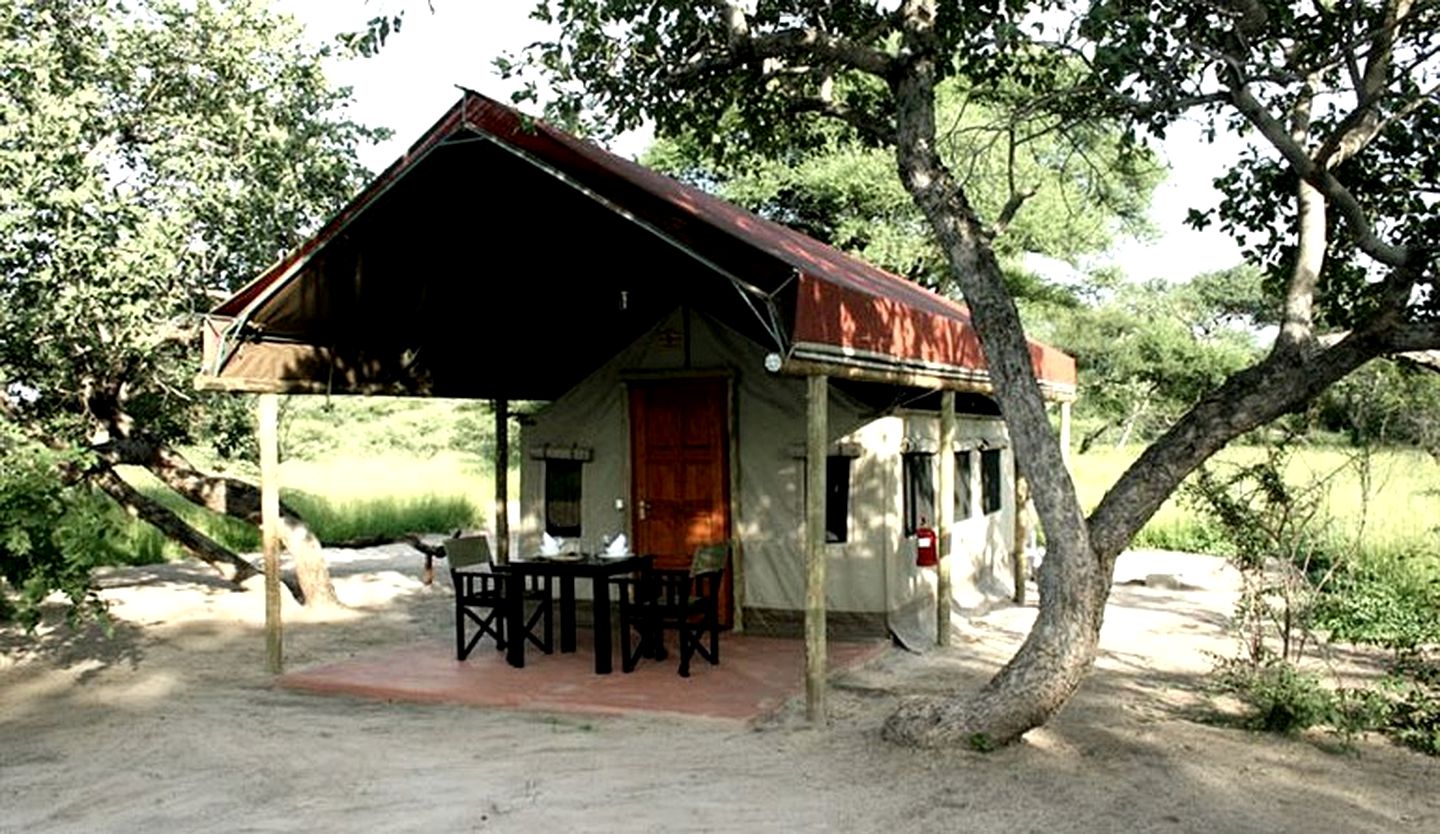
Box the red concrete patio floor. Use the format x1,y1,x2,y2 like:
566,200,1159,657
279,633,889,724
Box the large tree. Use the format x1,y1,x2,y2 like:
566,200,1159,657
0,0,381,607
503,0,1438,746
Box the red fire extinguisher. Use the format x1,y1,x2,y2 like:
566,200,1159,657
915,519,938,568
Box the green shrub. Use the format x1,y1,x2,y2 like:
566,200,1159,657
1332,657,1440,756
1213,656,1338,734
1314,548,1440,653
1387,680,1440,756
1333,685,1395,738
0,436,115,629
1132,515,1233,555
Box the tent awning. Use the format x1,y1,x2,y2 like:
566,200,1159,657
198,90,1076,401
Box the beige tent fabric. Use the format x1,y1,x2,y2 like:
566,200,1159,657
517,308,1018,642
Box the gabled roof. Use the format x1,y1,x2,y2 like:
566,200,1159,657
199,90,1076,401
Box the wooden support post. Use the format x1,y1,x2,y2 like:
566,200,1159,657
494,398,509,564
1059,400,1072,471
258,393,283,674
936,390,956,647
727,380,745,633
1012,475,1030,604
804,374,828,724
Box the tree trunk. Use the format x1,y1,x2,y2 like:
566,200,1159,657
1077,422,1111,455
99,436,340,607
276,516,337,606
881,1,1397,748
885,562,1109,747
3,398,279,590
881,9,1105,746
90,464,260,583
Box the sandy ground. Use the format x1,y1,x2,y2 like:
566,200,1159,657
2,547,1437,834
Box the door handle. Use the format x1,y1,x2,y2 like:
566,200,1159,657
638,500,650,521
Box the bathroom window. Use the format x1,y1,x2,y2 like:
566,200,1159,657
981,448,1003,515
825,455,852,543
902,452,935,535
544,459,582,537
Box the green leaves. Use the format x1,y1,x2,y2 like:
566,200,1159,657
0,0,381,618
645,78,1160,291
0,0,378,448
1037,267,1264,446
336,12,405,58
0,425,112,629
1078,0,1439,333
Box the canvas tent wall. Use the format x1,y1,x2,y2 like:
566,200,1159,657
519,307,1022,645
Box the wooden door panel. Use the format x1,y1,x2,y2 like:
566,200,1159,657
630,378,732,623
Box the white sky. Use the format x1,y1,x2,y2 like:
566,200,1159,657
279,1,1244,284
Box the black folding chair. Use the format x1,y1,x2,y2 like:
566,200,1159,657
446,536,553,660
615,543,727,676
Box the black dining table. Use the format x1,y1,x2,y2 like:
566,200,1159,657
493,553,652,674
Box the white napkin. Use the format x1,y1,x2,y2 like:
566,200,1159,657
604,534,628,556
540,532,562,556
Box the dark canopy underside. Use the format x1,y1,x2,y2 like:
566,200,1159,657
199,91,1076,403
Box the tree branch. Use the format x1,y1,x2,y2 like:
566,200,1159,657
990,185,1038,238
1092,88,1231,121
676,20,893,84
1088,332,1387,559
3,396,256,584
790,97,893,144
1274,71,1323,356
1226,82,1413,268
1379,321,1440,352
89,464,259,583
1315,0,1417,166
1320,79,1440,168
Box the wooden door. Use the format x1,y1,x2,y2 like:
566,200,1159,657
629,377,732,625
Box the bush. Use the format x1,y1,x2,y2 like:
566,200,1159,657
1387,681,1440,756
1330,656,1440,756
0,435,115,630
1314,549,1440,653
1378,655,1440,756
1185,441,1342,663
1212,656,1338,733
1132,515,1233,555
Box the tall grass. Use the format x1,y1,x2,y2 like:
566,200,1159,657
283,491,479,543
110,451,492,563
1070,444,1440,560
97,396,534,565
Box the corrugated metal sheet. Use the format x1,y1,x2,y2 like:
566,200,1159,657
206,89,1076,396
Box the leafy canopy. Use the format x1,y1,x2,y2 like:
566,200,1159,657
1077,0,1440,328
0,0,381,622
0,0,382,449
645,78,1161,293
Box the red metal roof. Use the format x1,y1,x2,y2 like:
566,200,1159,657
214,90,1076,395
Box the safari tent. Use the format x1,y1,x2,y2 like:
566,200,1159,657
196,89,1077,654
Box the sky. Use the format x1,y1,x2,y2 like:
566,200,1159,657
278,1,1244,284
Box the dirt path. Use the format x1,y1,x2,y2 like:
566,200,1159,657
2,548,1436,833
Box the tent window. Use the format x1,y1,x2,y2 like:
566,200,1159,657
825,455,851,544
545,459,582,538
954,451,973,520
981,448,1003,515
902,452,935,535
